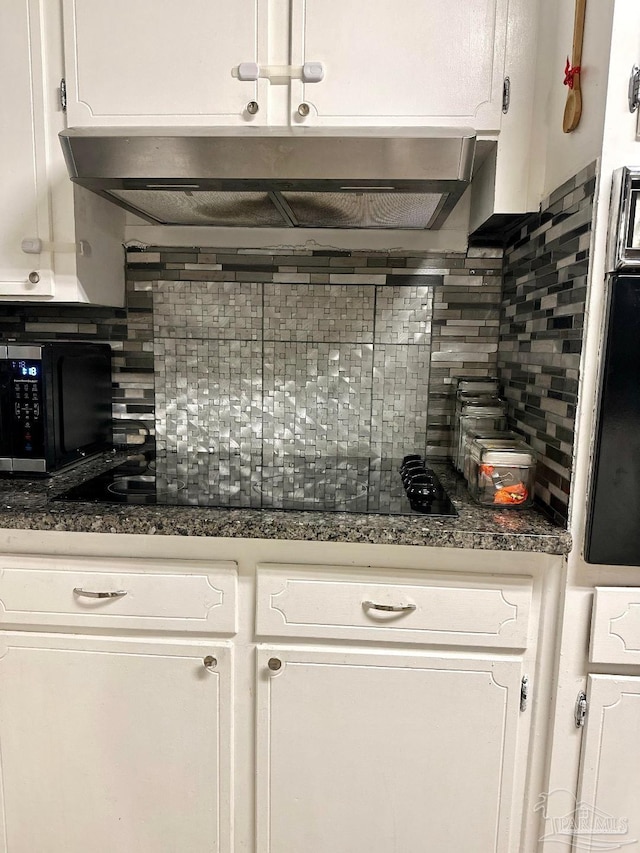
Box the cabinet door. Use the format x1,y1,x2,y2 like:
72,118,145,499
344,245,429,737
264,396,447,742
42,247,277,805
256,648,530,853
290,0,508,129
62,0,268,126
572,675,640,850
0,0,54,298
0,633,232,853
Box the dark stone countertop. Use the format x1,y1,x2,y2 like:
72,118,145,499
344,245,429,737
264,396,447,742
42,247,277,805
0,454,572,555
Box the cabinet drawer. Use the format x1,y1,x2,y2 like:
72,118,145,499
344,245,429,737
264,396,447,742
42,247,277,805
256,564,532,649
590,587,640,665
0,557,237,633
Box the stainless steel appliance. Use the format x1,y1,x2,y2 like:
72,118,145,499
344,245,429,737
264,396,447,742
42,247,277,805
0,343,112,474
58,126,486,231
586,167,640,564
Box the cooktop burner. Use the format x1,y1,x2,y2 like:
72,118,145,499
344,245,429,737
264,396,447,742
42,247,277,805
53,454,458,517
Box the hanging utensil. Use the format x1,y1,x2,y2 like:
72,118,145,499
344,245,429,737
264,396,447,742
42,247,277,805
563,0,587,133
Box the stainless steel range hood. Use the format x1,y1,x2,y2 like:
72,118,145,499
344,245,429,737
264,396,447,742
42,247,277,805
59,127,476,231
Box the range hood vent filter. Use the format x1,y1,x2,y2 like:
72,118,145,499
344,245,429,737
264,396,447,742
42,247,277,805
108,189,286,227
281,192,444,229
109,188,448,229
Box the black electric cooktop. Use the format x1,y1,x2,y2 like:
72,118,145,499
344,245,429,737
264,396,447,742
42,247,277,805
53,454,458,518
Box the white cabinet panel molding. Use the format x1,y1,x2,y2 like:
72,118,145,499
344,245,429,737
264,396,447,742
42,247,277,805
290,0,508,128
256,647,529,853
256,564,532,648
572,675,640,851
0,0,54,298
0,634,233,853
62,0,269,126
590,587,640,665
0,557,238,633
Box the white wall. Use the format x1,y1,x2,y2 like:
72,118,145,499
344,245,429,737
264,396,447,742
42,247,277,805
531,0,614,201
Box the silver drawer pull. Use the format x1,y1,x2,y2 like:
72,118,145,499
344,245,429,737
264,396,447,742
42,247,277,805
73,588,127,599
203,655,217,672
362,600,416,613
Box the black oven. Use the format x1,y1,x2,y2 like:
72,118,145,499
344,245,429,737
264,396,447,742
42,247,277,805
587,168,640,563
0,343,112,474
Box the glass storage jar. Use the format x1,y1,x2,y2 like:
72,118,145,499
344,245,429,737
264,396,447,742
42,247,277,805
467,439,536,509
461,430,520,482
454,404,507,473
453,392,502,473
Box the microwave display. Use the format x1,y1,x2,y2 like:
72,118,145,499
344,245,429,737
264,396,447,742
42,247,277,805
13,361,40,379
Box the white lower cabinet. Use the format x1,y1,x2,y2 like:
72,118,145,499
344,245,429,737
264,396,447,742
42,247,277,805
574,675,640,851
0,633,233,853
572,587,640,851
254,562,541,853
0,549,558,852
256,647,529,853
0,555,238,853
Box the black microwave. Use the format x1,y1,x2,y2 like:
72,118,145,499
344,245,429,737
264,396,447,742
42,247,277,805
0,343,113,474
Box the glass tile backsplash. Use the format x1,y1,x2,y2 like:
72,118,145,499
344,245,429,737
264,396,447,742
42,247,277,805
142,246,503,466
153,280,434,464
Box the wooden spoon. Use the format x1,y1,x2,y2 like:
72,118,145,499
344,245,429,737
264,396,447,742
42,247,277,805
563,0,587,133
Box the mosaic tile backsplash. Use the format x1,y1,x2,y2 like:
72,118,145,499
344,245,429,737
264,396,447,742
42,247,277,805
498,161,596,525
144,249,502,465
0,247,502,465
153,276,433,464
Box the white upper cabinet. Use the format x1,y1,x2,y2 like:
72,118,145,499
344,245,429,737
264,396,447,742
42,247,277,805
0,0,125,303
62,0,269,126
289,0,509,129
0,0,55,298
61,0,508,130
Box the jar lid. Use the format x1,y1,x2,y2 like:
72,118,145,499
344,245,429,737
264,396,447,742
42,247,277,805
456,375,498,383
460,405,506,416
456,392,501,404
482,451,534,465
457,381,499,393
471,439,534,465
466,430,519,442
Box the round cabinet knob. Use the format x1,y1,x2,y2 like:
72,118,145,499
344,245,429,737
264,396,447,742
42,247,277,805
297,103,310,117
203,655,217,671
28,271,40,284
267,657,282,672
246,101,259,115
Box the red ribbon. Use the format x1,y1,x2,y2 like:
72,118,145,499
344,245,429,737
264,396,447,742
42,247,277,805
564,57,581,89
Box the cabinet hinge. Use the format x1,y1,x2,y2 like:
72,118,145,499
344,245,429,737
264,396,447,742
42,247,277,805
520,675,529,711
629,66,640,113
59,78,67,112
575,691,587,727
502,77,511,114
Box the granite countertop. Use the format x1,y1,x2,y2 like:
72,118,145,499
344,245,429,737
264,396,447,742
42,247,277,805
0,453,572,555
